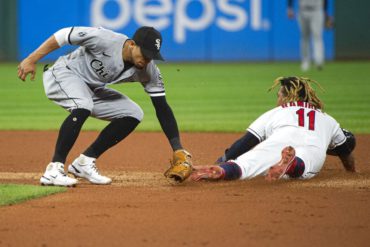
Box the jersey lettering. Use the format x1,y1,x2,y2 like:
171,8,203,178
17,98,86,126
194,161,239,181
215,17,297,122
296,108,316,131
282,101,316,109
90,59,109,78
307,110,316,130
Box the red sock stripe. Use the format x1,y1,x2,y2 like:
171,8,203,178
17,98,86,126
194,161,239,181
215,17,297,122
285,157,305,178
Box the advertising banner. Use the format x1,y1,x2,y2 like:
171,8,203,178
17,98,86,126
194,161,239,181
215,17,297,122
18,0,334,61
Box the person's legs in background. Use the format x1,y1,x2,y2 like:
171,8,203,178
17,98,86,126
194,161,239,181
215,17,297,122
298,12,311,71
311,10,325,69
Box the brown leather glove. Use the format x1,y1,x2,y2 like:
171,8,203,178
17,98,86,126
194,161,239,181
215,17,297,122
164,149,193,183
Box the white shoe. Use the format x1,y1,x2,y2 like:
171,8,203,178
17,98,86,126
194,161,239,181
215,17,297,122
68,154,112,185
40,162,78,187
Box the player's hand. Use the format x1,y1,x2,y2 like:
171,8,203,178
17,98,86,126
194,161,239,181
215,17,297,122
325,15,334,29
191,165,225,181
17,57,37,81
287,8,295,19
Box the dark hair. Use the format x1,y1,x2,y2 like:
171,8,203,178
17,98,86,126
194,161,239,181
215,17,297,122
269,76,325,110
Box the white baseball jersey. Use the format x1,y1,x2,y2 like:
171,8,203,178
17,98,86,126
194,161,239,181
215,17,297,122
233,101,346,180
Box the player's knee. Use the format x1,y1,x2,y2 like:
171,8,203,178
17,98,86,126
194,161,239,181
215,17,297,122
285,157,305,178
113,105,143,122
70,108,91,119
72,100,94,113
126,103,144,122
133,105,144,122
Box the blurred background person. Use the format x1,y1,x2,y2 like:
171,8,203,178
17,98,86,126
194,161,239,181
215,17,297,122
287,0,333,71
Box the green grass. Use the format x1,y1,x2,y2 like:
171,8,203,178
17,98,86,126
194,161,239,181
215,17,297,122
1,61,370,133
0,184,66,206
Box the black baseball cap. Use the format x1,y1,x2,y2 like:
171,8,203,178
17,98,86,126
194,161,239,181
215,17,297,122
133,26,164,61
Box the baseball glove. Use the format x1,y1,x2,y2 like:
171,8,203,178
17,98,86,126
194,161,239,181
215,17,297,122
164,149,193,183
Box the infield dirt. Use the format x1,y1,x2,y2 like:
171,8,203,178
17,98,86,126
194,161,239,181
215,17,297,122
0,131,369,247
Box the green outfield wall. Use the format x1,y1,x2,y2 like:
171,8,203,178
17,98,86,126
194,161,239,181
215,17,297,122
0,0,17,61
335,0,370,59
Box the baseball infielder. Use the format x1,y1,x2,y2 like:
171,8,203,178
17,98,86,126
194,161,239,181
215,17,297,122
287,0,333,71
191,77,356,182
17,26,193,187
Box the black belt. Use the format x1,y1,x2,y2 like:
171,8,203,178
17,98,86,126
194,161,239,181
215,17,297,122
301,6,319,11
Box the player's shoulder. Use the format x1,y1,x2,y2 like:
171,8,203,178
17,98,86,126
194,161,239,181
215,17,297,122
94,27,128,40
133,61,160,83
255,106,281,120
320,111,340,125
270,105,286,114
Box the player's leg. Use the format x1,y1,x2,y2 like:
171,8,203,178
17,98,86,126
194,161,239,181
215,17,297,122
41,65,94,186
298,12,311,71
191,144,305,182
232,140,286,180
269,146,326,181
311,10,324,69
67,87,143,184
84,87,143,158
294,147,326,179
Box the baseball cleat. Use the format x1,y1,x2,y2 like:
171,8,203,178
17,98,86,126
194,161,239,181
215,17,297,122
265,146,296,182
40,162,78,187
68,154,112,185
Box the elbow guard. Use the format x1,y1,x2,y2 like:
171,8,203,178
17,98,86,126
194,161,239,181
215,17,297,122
327,129,356,156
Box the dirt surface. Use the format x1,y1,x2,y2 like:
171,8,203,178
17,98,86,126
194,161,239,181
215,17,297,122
0,131,369,247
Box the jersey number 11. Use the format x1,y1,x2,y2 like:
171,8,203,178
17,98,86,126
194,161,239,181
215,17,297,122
296,108,316,131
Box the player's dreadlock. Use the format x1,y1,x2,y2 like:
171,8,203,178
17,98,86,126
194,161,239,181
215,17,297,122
269,76,325,110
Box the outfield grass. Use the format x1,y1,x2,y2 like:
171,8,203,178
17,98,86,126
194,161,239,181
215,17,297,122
0,184,66,206
1,62,369,133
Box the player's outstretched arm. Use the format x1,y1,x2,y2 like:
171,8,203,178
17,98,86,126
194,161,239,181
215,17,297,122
17,35,60,81
327,129,356,172
151,96,193,183
150,95,182,150
339,153,356,172
215,132,260,164
191,162,242,181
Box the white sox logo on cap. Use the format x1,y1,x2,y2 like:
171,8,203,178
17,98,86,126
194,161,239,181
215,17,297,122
155,39,161,50
133,26,164,61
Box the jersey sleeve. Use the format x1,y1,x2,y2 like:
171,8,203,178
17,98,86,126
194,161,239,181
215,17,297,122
247,108,276,142
67,26,105,52
141,62,165,97
328,124,347,149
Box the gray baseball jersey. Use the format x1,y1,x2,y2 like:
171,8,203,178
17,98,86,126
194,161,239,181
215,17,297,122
58,26,165,96
295,0,325,66
43,27,165,121
298,0,323,10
